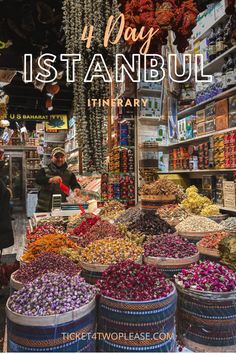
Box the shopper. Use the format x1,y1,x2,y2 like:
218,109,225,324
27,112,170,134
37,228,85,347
36,147,81,212
0,149,14,258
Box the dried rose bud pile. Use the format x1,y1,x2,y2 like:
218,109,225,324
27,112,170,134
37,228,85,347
97,261,174,301
14,253,81,284
198,231,228,250
73,215,100,237
144,235,198,258
75,220,123,248
8,273,96,316
127,210,176,236
175,261,236,292
80,238,143,265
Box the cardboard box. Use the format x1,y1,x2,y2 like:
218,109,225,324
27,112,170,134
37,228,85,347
215,99,229,131
205,120,216,133
223,181,236,208
196,109,205,124
197,121,206,135
205,103,215,122
228,95,236,128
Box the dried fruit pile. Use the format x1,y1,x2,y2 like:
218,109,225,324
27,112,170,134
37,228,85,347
157,205,191,226
115,207,141,225
99,200,125,220
141,179,185,202
200,204,221,217
180,186,212,215
198,232,228,250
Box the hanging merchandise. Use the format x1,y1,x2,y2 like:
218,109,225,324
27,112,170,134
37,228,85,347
118,0,199,53
62,0,120,173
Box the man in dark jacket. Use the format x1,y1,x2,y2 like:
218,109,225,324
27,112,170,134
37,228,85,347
0,149,14,254
36,147,81,212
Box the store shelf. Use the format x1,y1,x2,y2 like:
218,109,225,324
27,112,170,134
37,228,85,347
219,206,236,213
194,13,227,43
112,145,135,149
197,46,236,76
158,168,236,174
178,86,236,118
108,172,135,175
26,158,40,160
138,117,163,125
137,88,162,96
168,127,236,147
1,145,37,150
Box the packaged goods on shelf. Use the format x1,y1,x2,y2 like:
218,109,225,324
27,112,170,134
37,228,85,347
139,97,161,118
215,98,229,130
223,181,236,208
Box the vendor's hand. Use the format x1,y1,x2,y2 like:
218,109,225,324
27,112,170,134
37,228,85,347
74,188,81,196
49,176,62,184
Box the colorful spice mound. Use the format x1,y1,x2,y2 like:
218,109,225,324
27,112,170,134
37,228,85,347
67,214,83,230
176,216,224,233
14,253,81,284
175,261,236,292
73,215,100,237
157,205,191,226
117,223,146,245
221,217,236,231
80,238,143,265
198,231,228,250
99,200,125,220
141,179,185,202
59,247,82,263
200,204,221,217
115,207,141,225
22,234,78,262
97,261,173,301
127,210,176,236
180,185,212,215
76,220,124,248
26,225,66,243
144,235,198,258
219,234,236,271
8,273,96,316
37,216,67,230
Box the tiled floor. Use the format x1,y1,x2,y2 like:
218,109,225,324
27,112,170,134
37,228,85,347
2,211,27,260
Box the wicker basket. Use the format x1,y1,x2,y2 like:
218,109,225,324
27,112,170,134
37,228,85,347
144,253,199,278
178,231,214,242
141,194,176,210
176,283,236,352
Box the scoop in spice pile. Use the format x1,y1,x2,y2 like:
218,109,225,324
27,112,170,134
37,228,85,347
75,220,124,248
180,185,212,215
144,234,198,259
219,233,236,271
127,210,176,236
175,261,236,292
8,273,97,316
97,261,174,301
99,200,125,220
13,253,81,284
80,237,143,265
140,179,185,202
176,216,224,234
22,234,79,262
156,205,192,226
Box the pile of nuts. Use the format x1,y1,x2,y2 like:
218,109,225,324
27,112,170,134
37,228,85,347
157,205,192,226
176,216,224,234
141,179,185,201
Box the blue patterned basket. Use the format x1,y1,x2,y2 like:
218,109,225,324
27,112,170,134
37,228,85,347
97,286,177,352
6,297,96,352
176,283,236,352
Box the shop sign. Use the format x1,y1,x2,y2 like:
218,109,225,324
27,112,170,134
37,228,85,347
45,115,68,131
8,113,50,120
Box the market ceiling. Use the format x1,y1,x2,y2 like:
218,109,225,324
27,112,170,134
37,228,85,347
0,0,72,115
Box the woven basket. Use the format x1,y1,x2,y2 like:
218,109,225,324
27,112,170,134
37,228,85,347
144,253,199,278
141,194,176,211
178,231,214,242
196,243,220,259
98,286,177,352
176,282,236,352
6,297,96,352
10,271,23,293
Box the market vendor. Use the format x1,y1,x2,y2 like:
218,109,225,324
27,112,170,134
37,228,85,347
36,147,81,212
